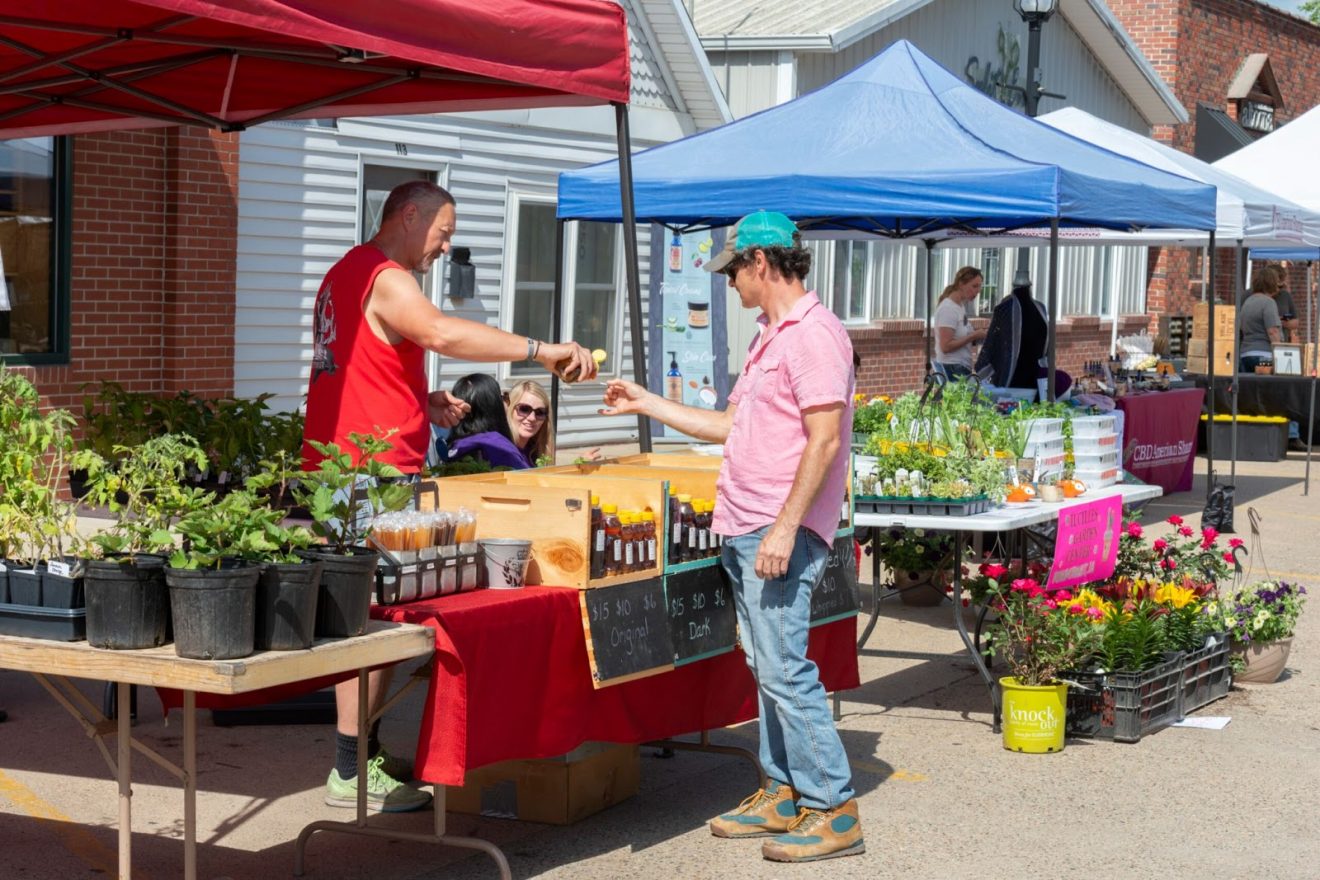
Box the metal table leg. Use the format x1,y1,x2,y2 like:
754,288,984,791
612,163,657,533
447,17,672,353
118,682,132,880
645,730,764,787
949,530,1001,732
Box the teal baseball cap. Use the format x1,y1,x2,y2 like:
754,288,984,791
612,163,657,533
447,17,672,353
704,211,800,273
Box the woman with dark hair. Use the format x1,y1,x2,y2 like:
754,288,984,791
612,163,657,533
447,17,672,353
446,373,531,469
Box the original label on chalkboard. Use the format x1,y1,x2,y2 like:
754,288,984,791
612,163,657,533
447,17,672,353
580,578,674,688
666,564,738,665
810,535,859,625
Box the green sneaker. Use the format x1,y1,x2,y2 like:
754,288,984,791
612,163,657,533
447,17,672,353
372,745,414,782
324,755,431,813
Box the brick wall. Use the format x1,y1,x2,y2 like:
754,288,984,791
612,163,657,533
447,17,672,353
849,314,1151,397
13,129,239,415
1108,0,1320,340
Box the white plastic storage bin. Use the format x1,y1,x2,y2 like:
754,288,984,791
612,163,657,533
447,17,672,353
1073,432,1119,452
1026,418,1065,444
1073,448,1120,471
1072,415,1117,437
1073,466,1121,489
1025,437,1066,459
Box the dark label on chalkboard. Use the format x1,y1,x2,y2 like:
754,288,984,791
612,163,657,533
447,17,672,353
810,536,859,625
581,578,674,687
666,564,738,665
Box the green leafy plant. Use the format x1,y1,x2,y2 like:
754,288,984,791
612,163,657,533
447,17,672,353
169,487,283,570
874,527,953,575
982,577,1105,686
1218,580,1307,646
295,431,413,553
73,434,211,558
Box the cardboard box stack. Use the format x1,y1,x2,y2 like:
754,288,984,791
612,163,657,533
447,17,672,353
1186,302,1235,376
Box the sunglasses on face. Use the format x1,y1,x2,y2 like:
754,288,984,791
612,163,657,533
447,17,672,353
721,261,744,281
514,403,548,420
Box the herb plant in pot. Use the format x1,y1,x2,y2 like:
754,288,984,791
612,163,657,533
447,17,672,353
245,463,322,650
294,433,412,638
166,488,274,660
982,575,1103,753
874,527,952,607
73,434,210,650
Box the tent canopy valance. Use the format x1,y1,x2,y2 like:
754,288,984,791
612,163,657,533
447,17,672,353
557,40,1216,238
0,0,631,138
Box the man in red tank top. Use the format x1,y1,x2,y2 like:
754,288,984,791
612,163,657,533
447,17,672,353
304,180,596,812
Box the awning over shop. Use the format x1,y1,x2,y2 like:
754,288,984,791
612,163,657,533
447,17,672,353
557,40,1216,237
0,0,631,138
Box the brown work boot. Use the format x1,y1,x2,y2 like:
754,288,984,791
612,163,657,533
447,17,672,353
709,782,798,838
761,799,865,862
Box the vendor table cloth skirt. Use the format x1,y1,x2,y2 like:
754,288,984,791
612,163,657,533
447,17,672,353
162,586,859,786
1115,388,1203,493
1192,374,1320,440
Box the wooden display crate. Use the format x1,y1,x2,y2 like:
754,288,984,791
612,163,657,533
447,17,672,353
432,470,667,588
1185,338,1235,376
617,451,724,470
1191,302,1236,341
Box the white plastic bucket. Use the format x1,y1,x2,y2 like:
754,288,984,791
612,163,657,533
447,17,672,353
479,539,533,589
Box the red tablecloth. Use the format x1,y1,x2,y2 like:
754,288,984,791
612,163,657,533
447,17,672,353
375,586,859,785
1116,388,1203,493
160,586,860,786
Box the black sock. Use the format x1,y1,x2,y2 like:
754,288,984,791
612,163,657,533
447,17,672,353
335,731,359,780
368,718,381,758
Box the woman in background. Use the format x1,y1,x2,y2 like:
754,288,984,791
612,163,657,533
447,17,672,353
933,266,987,379
506,379,554,467
447,373,530,469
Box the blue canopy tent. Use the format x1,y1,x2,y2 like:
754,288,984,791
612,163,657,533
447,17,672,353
557,39,1217,429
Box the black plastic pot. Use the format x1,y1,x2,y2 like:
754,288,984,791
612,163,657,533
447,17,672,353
165,563,259,660
9,567,42,606
85,556,171,650
0,564,10,604
42,560,85,609
298,547,379,638
255,560,322,651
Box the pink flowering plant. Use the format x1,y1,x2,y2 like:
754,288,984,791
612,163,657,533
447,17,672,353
1113,515,1239,588
982,577,1105,686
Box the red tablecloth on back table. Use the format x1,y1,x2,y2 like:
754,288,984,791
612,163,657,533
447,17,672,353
1116,388,1203,493
373,586,859,785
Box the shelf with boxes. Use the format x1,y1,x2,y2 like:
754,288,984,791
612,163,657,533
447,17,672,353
1186,302,1235,377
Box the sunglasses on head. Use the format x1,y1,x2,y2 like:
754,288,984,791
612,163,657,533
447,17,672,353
515,403,548,420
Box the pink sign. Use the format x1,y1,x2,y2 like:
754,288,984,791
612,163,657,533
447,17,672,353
1049,495,1123,590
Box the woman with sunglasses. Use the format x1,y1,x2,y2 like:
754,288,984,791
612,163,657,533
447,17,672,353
446,373,531,469
505,380,555,467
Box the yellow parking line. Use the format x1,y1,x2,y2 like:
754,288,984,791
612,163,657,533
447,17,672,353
851,760,927,781
0,769,121,876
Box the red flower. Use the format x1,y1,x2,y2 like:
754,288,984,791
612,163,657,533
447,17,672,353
1068,602,1084,614
961,598,970,607
1126,522,1144,539
1055,590,1073,602
1178,526,1194,538
1167,514,1184,526
1153,539,1168,553
1159,557,1178,571
1201,526,1219,544
982,563,1009,580
1086,607,1104,620
1229,538,1244,549
1223,551,1236,564
1011,577,1038,593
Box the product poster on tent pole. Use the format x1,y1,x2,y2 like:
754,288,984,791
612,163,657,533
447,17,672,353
646,224,730,438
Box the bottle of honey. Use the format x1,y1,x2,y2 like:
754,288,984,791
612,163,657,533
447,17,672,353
602,504,622,576
676,494,695,563
589,494,605,579
642,511,657,569
667,487,681,565
695,500,712,558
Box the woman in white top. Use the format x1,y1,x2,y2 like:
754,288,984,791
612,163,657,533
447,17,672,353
934,266,987,379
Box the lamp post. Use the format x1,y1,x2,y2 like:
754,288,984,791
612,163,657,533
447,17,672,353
1013,0,1058,118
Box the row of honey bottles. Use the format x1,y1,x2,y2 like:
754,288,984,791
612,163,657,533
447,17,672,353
668,491,720,564
590,497,659,579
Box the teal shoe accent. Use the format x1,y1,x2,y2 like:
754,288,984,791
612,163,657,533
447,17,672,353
775,833,823,846
727,813,769,826
776,800,798,818
831,814,859,833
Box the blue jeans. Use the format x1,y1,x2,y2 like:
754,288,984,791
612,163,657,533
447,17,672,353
721,525,855,810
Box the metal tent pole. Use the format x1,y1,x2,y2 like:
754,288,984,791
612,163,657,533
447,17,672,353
1231,242,1244,486
1308,260,1317,495
1047,220,1059,402
1205,233,1217,502
924,239,935,372
614,102,652,452
549,219,566,455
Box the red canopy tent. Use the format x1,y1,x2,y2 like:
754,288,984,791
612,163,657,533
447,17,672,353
0,0,654,445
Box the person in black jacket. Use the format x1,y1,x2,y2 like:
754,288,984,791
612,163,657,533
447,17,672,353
975,279,1048,390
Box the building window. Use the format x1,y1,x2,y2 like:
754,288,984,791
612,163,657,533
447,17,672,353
1,137,70,364
506,196,621,376
358,164,438,296
977,248,1002,316
830,240,870,323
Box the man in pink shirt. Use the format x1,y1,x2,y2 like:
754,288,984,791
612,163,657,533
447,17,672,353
602,211,861,863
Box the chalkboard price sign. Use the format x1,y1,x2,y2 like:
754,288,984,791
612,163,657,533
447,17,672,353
810,535,859,625
666,563,738,665
580,578,674,688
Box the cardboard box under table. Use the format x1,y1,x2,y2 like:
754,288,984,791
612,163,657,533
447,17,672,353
447,742,640,825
